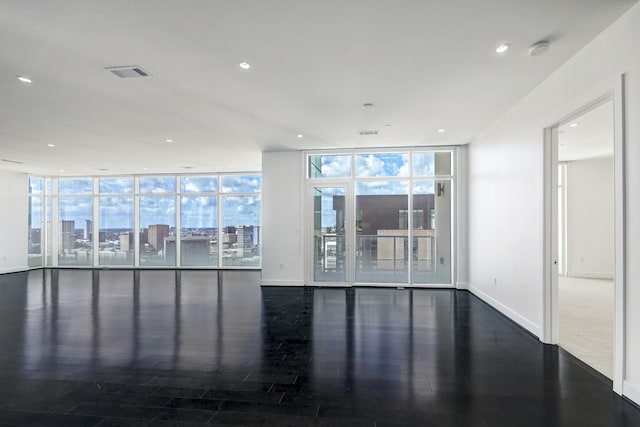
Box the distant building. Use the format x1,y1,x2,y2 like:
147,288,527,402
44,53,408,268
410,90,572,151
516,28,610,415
148,224,170,252
60,220,75,252
119,232,135,252
84,219,92,240
236,225,260,257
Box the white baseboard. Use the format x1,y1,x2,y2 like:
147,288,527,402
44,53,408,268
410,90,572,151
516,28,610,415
565,272,614,280
623,380,640,406
467,284,540,337
260,279,305,287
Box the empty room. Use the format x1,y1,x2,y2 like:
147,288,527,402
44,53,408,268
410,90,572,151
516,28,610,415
1,1,640,426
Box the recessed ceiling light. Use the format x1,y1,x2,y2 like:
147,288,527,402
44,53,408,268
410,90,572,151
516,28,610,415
59,169,65,172
495,44,510,54
238,61,251,70
47,143,56,148
16,75,32,84
297,134,304,138
165,139,173,143
362,103,374,109
438,128,446,133
143,167,148,171
569,122,578,128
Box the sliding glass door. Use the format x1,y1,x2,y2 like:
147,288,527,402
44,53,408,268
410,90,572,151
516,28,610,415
307,150,455,287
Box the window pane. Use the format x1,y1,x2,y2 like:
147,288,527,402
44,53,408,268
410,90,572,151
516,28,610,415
308,155,352,178
139,176,176,194
413,180,451,284
99,177,133,194
45,195,52,266
355,153,409,177
181,196,218,266
139,196,176,266
181,176,218,193
413,152,435,176
221,175,261,193
355,181,409,283
29,177,43,195
313,187,346,282
434,151,452,176
28,195,43,267
59,197,93,265
99,197,134,265
221,195,261,267
59,178,92,195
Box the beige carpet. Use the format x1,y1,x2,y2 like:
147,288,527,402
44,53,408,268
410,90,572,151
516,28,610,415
558,276,614,378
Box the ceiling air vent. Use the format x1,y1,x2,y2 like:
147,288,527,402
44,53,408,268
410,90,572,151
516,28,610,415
105,66,151,78
1,158,23,164
358,130,379,136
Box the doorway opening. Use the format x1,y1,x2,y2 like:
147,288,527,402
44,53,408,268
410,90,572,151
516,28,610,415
556,100,615,379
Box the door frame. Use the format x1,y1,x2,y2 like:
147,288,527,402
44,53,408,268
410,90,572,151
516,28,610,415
542,74,626,394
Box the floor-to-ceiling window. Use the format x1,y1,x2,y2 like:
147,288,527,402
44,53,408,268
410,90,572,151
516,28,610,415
99,177,134,266
29,173,261,269
27,177,44,267
307,149,454,286
58,178,93,266
180,176,219,267
139,177,177,266
221,175,261,267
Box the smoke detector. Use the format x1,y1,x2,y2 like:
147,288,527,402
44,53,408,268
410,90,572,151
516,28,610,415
105,66,151,78
529,41,550,57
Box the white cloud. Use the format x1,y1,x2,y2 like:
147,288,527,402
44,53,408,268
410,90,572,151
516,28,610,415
320,156,351,178
413,153,435,176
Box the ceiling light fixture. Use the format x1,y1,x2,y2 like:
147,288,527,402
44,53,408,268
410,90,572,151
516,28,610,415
165,139,173,143
297,134,304,138
569,122,578,128
495,44,510,54
16,76,32,84
238,61,251,70
438,128,446,133
47,143,56,148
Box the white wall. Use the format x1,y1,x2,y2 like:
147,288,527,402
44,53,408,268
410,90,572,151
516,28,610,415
468,2,640,404
0,170,28,274
261,151,305,285
566,157,614,279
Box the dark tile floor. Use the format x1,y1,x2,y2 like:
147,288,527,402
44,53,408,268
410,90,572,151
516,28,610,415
0,269,639,426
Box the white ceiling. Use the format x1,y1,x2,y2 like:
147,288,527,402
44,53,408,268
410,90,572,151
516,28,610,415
0,0,637,176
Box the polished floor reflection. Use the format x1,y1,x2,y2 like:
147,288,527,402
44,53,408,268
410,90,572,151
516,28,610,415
0,270,639,426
